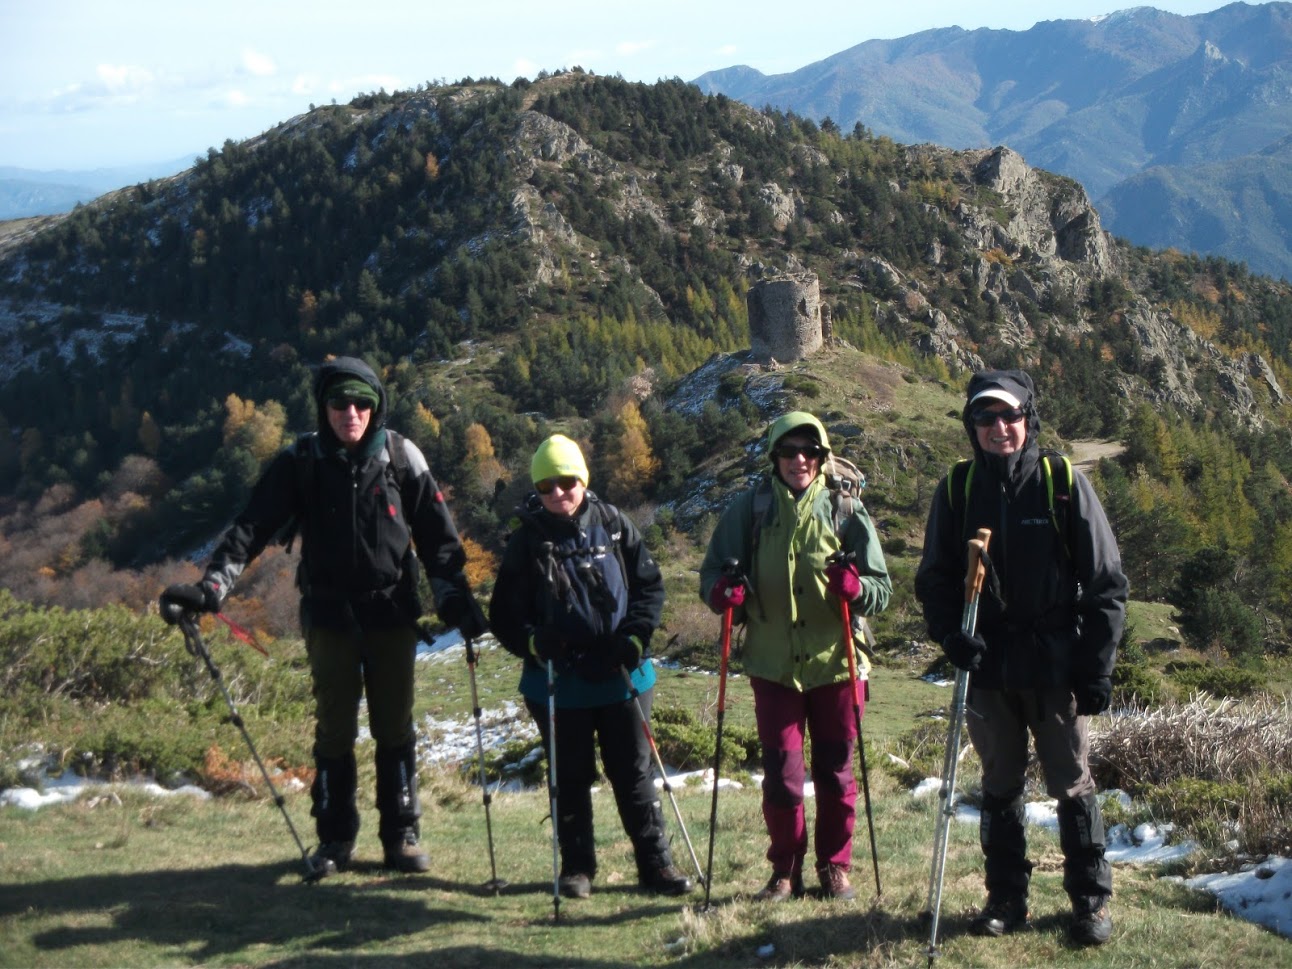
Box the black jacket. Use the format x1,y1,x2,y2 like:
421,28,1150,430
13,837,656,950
490,492,664,670
914,370,1129,690
204,356,467,631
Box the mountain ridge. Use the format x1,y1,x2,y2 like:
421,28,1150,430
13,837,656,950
693,2,1292,278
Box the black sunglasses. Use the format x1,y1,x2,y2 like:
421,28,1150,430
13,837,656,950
327,396,375,411
535,475,581,495
774,444,825,461
971,407,1026,427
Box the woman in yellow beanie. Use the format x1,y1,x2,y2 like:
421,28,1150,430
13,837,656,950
489,434,692,900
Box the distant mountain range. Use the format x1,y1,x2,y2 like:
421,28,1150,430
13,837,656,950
0,158,197,220
693,2,1292,279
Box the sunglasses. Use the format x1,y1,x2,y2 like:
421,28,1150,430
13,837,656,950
327,396,374,412
535,475,581,495
774,444,825,461
971,407,1026,427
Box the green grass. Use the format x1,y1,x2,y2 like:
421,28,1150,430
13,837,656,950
2,764,1287,968
4,636,1291,967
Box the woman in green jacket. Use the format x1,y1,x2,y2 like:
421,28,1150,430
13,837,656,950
700,412,891,901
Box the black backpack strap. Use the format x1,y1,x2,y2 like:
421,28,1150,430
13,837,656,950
946,458,973,545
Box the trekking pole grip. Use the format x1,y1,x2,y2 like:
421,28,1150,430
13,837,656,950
964,528,992,602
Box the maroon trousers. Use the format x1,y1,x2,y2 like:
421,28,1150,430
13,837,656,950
751,676,864,875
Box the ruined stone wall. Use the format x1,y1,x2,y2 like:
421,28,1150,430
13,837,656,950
748,272,823,362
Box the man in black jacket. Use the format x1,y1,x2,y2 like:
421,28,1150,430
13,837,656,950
914,369,1128,946
162,356,484,876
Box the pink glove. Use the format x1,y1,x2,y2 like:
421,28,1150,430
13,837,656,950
825,562,861,601
708,575,746,612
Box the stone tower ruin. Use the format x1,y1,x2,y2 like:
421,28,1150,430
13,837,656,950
748,271,826,363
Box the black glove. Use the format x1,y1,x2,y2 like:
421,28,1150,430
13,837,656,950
160,582,219,625
574,634,642,682
1075,678,1112,716
942,629,986,672
437,581,487,640
529,627,568,665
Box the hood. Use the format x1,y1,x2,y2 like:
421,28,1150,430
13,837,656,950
766,411,832,456
962,369,1040,490
313,356,387,450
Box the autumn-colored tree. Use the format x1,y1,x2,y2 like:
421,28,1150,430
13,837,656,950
424,152,440,180
298,289,319,332
600,399,659,505
464,422,508,495
138,411,162,457
459,534,499,594
222,394,289,465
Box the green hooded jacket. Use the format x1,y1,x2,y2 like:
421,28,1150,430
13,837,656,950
699,414,891,691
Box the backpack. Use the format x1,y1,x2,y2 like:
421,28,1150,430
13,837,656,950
511,491,630,631
278,429,412,554
748,452,877,656
946,450,1074,560
749,452,868,548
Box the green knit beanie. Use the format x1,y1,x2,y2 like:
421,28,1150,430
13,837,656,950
326,376,379,408
530,434,589,486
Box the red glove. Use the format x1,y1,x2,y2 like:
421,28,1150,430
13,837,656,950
708,575,746,612
825,561,861,601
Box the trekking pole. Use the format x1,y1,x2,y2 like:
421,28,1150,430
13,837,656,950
619,667,706,887
924,527,992,967
827,550,881,898
546,655,562,923
173,613,325,883
537,541,562,924
702,557,742,911
463,630,508,894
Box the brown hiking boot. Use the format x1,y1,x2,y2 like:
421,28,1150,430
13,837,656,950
816,862,855,900
308,840,354,877
753,870,804,901
382,830,430,873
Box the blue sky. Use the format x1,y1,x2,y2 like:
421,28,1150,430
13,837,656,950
1,0,1231,172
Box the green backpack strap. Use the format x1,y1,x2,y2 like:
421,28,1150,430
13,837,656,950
948,454,1073,560
1042,453,1075,561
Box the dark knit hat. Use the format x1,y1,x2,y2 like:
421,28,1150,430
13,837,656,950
325,376,379,407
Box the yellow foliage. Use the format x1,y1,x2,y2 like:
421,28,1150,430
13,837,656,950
461,534,498,591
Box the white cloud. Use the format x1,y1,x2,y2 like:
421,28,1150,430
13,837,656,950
717,44,738,56
512,58,539,77
292,74,321,96
95,64,155,95
242,49,277,77
225,90,252,107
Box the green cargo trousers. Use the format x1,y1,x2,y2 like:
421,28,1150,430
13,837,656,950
307,625,418,758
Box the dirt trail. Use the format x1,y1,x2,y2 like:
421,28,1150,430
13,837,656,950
1067,439,1125,473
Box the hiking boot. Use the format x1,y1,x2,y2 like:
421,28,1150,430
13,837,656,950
970,895,1030,937
753,870,805,902
308,840,354,877
559,872,592,899
639,864,693,896
1070,897,1113,946
382,830,430,873
816,862,855,901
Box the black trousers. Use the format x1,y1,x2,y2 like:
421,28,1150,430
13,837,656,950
525,689,671,878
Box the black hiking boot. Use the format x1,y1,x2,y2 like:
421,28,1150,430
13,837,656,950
559,872,592,899
1070,896,1113,946
970,895,1030,936
309,840,355,877
382,830,430,873
639,864,693,896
